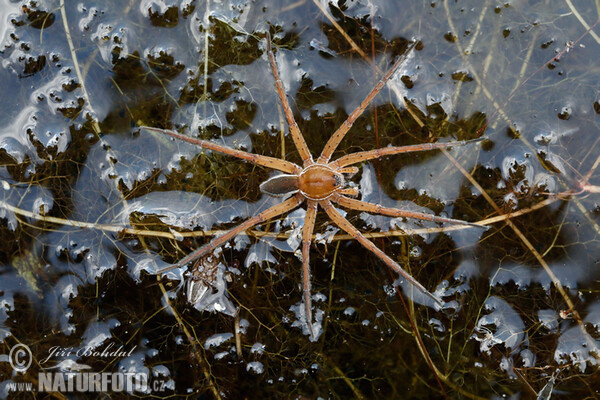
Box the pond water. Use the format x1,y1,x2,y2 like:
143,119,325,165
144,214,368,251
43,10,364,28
0,0,599,398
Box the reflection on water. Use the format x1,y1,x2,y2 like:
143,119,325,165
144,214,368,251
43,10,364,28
0,0,599,398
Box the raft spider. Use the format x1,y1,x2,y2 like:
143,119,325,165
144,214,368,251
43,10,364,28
142,34,485,338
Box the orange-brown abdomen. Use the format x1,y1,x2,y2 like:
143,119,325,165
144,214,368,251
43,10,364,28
299,165,343,200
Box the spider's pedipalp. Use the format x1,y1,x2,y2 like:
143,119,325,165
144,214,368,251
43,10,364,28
338,187,359,197
339,166,359,176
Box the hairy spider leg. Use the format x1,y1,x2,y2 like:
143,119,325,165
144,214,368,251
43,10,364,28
334,194,487,229
301,201,318,339
330,137,485,169
317,42,417,164
156,196,303,274
142,126,301,174
321,200,444,307
266,32,314,167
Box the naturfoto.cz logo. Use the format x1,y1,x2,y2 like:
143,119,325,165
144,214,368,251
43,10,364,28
5,343,168,394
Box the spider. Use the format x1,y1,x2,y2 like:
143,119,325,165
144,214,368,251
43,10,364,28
142,34,485,338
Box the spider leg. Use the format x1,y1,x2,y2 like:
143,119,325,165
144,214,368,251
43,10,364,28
141,126,301,174
334,194,487,229
321,199,444,307
317,42,416,164
157,195,303,274
301,200,318,339
266,33,313,167
331,138,484,169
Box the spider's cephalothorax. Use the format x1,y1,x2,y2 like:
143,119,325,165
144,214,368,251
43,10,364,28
299,165,345,200
143,33,486,340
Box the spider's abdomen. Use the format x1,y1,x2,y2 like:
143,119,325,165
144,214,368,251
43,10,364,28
260,174,299,197
299,164,344,200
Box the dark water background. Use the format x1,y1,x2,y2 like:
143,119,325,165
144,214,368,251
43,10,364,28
0,0,599,398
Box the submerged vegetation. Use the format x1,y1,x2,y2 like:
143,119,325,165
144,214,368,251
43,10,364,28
0,0,599,398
